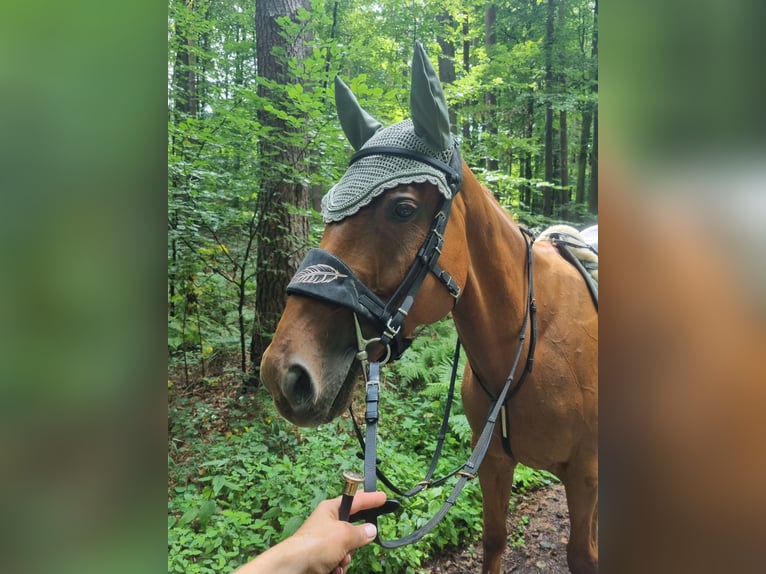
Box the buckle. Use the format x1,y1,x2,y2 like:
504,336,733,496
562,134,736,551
447,279,461,299
383,308,407,340
437,270,461,300
365,381,379,423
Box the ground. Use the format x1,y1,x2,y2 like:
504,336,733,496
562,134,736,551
423,483,570,573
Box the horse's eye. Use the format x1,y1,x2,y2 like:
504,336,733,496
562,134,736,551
393,200,417,220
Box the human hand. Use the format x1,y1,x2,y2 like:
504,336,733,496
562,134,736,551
233,490,387,574
291,490,386,574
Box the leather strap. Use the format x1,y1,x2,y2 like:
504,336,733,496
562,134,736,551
369,306,531,547
288,141,464,361
350,338,463,498
363,227,536,547
363,362,381,496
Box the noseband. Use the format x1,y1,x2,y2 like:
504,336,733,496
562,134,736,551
286,142,463,361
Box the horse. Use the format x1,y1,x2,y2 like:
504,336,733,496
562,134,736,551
260,43,598,574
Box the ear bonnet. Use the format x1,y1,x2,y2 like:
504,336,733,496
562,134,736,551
321,42,461,223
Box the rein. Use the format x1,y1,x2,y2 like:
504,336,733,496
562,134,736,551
348,332,464,498
354,226,536,548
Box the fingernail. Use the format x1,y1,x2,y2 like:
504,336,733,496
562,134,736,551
363,523,377,539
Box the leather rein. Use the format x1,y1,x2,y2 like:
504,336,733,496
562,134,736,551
286,144,537,547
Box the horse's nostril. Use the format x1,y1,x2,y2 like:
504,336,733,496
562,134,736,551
284,364,315,408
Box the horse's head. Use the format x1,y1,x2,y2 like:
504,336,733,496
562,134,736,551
261,43,467,426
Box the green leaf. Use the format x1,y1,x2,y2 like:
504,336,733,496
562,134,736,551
198,500,217,527
178,507,198,527
212,474,226,496
282,515,304,538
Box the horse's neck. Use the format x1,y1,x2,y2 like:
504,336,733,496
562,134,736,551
452,169,531,387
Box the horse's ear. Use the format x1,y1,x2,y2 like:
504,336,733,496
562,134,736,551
334,76,383,151
410,41,452,151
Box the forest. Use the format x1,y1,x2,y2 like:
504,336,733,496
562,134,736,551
168,0,597,571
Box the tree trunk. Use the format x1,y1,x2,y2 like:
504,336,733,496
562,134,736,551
249,0,312,384
484,4,498,171
559,109,569,208
521,93,535,211
575,0,597,206
556,0,568,210
323,1,339,93
169,0,199,319
173,0,198,118
238,213,258,374
542,0,555,217
576,105,593,204
437,13,457,131
588,0,598,214
461,19,471,142
589,107,598,213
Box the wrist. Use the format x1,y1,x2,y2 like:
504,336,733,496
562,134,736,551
233,536,308,574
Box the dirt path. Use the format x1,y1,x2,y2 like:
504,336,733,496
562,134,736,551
424,483,570,573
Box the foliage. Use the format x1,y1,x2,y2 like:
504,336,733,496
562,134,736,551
510,514,530,549
168,1,595,568
167,0,598,381
514,463,558,493
169,321,560,573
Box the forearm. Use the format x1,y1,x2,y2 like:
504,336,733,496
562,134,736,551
233,537,310,574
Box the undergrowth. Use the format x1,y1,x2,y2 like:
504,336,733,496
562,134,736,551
168,319,557,573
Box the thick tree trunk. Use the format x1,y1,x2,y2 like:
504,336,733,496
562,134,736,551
173,1,198,118
249,0,312,384
169,0,199,318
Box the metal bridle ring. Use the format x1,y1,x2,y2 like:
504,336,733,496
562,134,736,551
354,314,393,365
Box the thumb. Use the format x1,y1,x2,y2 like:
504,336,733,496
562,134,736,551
347,522,377,551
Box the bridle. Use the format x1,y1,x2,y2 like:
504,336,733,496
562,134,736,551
287,141,463,362
285,142,537,547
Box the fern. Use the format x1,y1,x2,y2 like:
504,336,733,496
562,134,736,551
449,413,473,444
390,318,460,388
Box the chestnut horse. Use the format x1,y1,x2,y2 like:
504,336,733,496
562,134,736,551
260,43,598,574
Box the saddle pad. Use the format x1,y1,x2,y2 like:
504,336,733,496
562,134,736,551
554,240,598,310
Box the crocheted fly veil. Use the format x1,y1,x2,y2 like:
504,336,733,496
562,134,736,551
322,42,461,223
